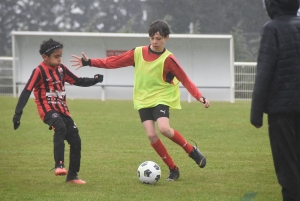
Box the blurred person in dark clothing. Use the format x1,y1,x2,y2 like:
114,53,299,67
251,0,300,200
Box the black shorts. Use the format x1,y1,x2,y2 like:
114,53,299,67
138,104,170,122
44,110,77,132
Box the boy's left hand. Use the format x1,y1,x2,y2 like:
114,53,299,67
200,97,210,108
94,74,104,83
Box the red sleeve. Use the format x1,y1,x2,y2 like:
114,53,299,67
164,55,202,100
25,68,41,91
90,49,135,69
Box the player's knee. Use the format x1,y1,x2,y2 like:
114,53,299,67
147,133,159,143
68,132,82,154
158,126,171,136
66,124,81,147
52,119,67,135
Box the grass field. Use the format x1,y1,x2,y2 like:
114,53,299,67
0,96,281,201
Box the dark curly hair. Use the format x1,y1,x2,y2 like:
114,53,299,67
39,38,63,56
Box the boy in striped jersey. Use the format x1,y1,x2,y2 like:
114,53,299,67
12,38,103,184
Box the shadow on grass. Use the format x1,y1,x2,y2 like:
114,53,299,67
240,192,257,201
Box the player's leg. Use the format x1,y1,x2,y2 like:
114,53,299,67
44,111,67,176
268,113,300,200
157,116,191,152
139,107,179,181
155,105,206,168
295,114,300,200
296,115,300,201
64,117,86,184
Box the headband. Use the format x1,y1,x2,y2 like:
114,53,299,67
43,44,62,54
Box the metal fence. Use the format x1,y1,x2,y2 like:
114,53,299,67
234,62,257,101
0,57,13,96
0,57,257,101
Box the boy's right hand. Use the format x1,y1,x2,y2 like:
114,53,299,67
70,52,90,70
12,114,21,130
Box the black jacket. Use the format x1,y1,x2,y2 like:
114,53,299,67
250,0,300,127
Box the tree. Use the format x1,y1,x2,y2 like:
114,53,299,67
1,0,270,61
0,0,145,56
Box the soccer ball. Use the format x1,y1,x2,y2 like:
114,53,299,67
137,161,161,184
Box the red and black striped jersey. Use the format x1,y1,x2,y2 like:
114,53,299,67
24,62,79,120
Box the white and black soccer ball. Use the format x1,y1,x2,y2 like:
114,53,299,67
137,161,161,184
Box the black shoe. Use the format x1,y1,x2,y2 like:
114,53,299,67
189,146,206,168
166,167,180,181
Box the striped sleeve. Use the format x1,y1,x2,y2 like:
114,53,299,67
63,65,79,84
25,68,41,91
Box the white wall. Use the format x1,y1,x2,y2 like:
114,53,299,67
12,31,234,102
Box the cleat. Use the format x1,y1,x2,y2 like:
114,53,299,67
166,167,180,181
189,146,206,168
55,168,67,176
66,176,86,184
54,161,67,176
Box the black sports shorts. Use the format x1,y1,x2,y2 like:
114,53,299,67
138,104,170,122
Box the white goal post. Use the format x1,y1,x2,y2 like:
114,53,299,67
11,31,234,102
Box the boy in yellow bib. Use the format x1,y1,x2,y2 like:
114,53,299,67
71,20,210,181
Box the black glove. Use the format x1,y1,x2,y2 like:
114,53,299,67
94,74,104,83
82,58,91,66
13,114,21,130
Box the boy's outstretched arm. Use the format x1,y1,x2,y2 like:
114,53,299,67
71,50,134,70
73,74,103,87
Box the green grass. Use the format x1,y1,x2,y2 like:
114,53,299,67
0,96,281,201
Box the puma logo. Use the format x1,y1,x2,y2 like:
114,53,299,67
160,110,166,114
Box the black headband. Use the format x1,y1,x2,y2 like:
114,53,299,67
43,45,62,54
